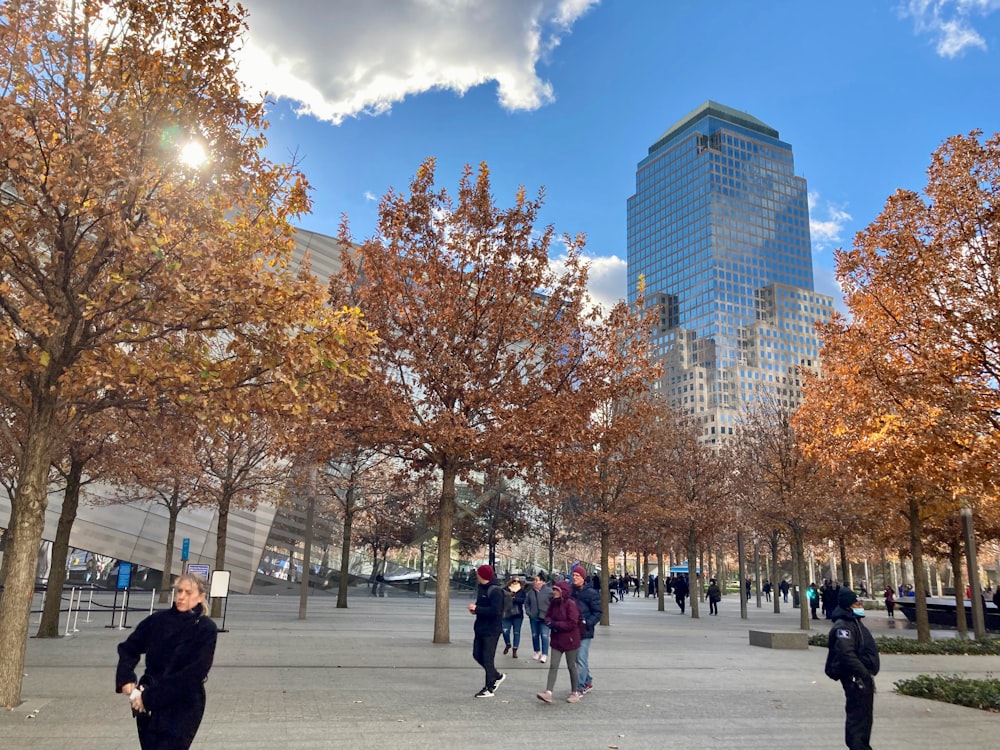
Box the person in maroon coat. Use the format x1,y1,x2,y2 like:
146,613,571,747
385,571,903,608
536,580,582,704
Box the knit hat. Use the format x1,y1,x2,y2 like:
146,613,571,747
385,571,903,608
476,564,495,582
838,587,860,609
572,564,587,580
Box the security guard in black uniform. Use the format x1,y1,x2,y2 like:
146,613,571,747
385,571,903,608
825,587,880,750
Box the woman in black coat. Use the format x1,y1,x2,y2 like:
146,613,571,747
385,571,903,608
116,573,218,749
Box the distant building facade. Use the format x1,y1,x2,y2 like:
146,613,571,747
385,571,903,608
0,229,350,594
626,101,833,441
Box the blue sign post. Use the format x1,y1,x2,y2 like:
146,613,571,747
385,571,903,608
116,562,132,591
181,538,190,562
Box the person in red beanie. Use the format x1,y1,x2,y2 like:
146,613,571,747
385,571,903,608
571,564,601,695
468,564,505,697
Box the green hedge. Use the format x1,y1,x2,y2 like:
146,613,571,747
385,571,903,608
894,674,1000,712
808,633,1000,655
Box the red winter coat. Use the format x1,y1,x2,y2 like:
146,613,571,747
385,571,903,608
545,580,581,652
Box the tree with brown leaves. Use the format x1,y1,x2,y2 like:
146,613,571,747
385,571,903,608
0,1,369,704
332,159,643,643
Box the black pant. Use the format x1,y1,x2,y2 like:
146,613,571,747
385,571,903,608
842,677,874,750
709,599,718,615
473,631,502,689
136,686,206,749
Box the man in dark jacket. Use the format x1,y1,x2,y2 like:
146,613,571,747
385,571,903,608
468,564,505,698
826,588,880,750
570,564,602,695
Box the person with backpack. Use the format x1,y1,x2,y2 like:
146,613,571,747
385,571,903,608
825,588,880,750
468,564,506,698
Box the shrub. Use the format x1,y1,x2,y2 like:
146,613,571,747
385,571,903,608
808,633,1000,655
894,674,1000,712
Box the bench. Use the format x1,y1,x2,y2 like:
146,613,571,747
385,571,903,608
748,629,809,649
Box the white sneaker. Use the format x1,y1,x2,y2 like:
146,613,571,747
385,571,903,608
532,652,541,660
540,654,547,663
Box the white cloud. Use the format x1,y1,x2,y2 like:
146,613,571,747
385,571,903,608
808,192,852,253
548,252,626,313
363,191,377,202
237,0,600,124
900,0,999,57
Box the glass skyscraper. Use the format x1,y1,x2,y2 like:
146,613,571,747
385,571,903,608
627,101,833,441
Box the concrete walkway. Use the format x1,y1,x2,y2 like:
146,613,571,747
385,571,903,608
3,589,998,749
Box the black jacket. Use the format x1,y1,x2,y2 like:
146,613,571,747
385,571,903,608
116,602,217,748
473,583,504,636
826,607,880,683
571,581,602,639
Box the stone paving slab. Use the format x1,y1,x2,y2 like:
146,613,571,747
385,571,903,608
3,590,998,749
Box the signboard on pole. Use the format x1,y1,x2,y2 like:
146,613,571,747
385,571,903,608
181,538,190,561
210,570,231,599
187,563,210,581
116,562,132,591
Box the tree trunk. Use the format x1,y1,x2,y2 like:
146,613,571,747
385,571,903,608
337,484,356,609
37,455,85,637
839,536,850,588
770,530,781,614
656,536,664,612
159,500,181,605
600,529,610,626
158,481,183,604
433,462,457,644
298,467,316,621
0,403,58,707
687,530,699,619
949,539,968,639
791,531,811,630
907,497,931,643
210,493,232,619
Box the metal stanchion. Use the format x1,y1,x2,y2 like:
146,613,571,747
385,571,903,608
64,588,77,637
117,588,128,630
149,589,156,614
84,589,94,623
35,589,46,625
72,589,82,633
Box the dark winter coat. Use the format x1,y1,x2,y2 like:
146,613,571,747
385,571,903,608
473,582,504,636
571,578,602,639
116,602,218,750
546,581,582,652
826,607,880,684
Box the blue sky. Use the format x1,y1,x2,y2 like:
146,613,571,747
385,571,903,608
236,0,1000,311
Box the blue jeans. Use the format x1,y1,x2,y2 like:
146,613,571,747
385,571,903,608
502,616,523,649
576,636,593,690
529,618,550,655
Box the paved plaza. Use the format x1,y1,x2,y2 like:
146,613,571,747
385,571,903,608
3,587,998,749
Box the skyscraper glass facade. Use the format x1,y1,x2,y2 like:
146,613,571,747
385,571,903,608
627,101,833,441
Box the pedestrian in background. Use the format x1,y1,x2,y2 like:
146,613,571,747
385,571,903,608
883,586,895,618
501,575,526,658
707,578,721,616
468,564,505,698
525,571,553,663
116,573,217,750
